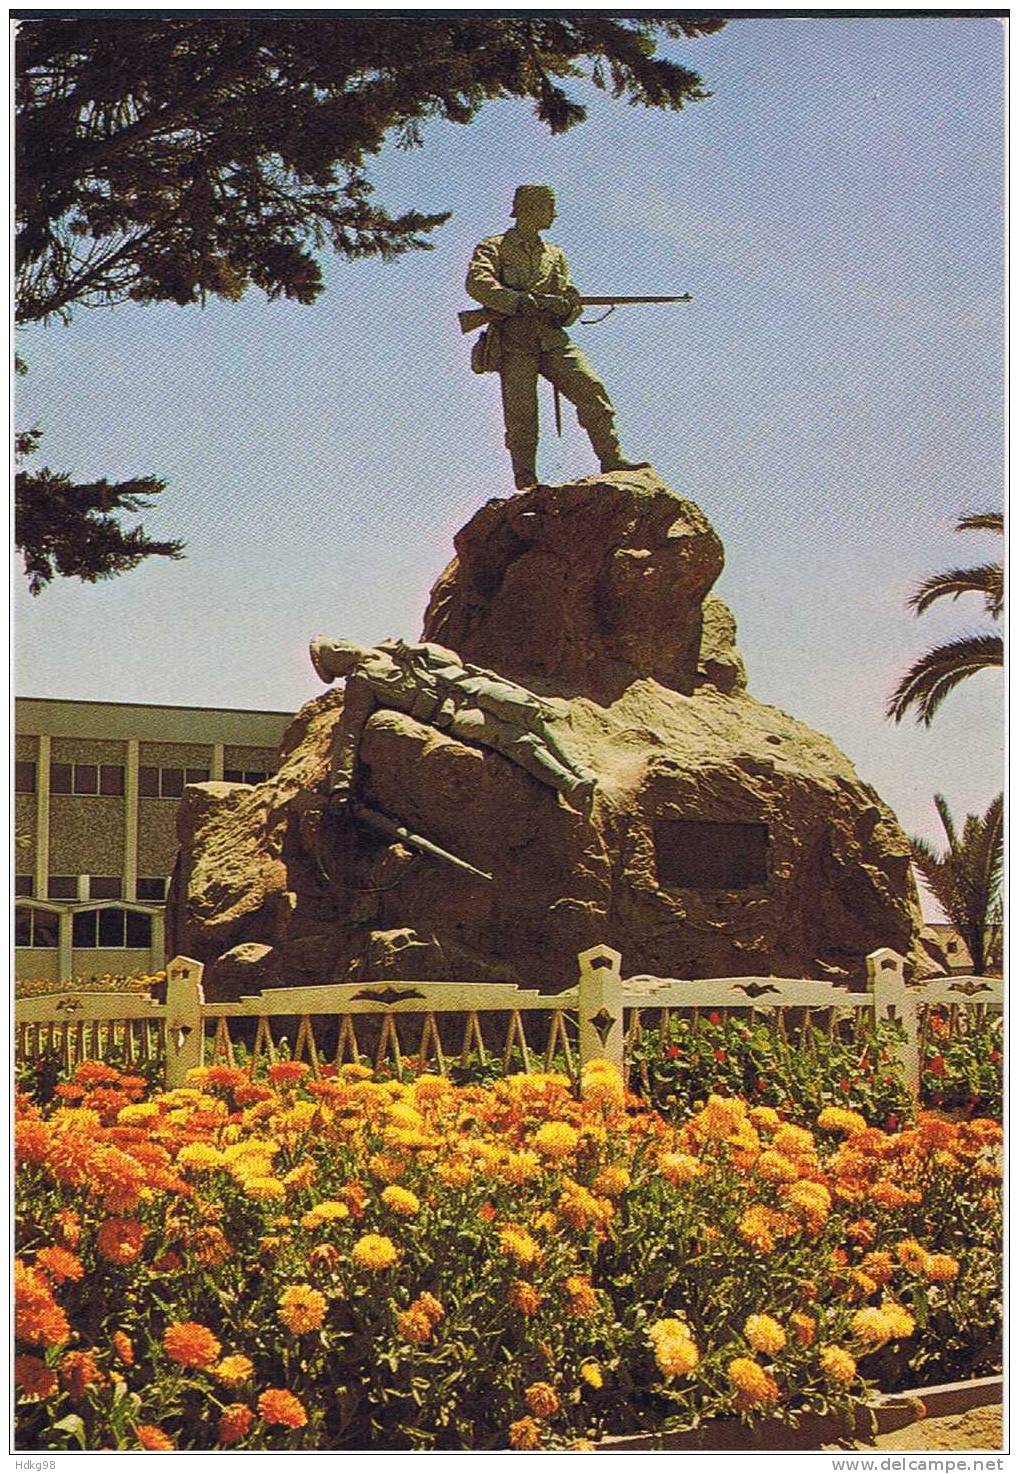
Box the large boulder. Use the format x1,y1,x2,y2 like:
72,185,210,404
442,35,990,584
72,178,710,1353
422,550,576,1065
169,471,930,995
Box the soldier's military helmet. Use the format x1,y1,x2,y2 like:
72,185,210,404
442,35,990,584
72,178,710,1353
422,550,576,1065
511,183,556,216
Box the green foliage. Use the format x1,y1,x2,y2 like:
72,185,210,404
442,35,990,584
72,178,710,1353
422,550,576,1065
628,1011,1002,1123
888,512,1003,725
910,794,1003,976
15,453,184,595
16,15,723,325
629,1015,914,1129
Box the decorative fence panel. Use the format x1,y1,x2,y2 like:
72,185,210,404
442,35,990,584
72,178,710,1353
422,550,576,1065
14,945,1002,1098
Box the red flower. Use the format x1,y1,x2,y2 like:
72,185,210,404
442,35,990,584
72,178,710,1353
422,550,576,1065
665,1044,682,1060
839,1077,850,1093
714,1049,727,1064
708,1011,723,1027
478,1202,497,1222
929,1056,947,1078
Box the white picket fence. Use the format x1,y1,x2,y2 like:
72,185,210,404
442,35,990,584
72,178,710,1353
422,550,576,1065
15,945,1002,1097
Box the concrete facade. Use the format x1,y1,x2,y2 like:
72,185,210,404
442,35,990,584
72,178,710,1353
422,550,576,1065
15,697,292,983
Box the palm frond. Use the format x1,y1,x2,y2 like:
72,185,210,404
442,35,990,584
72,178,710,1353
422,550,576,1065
886,633,1004,725
956,511,1004,535
908,563,1003,620
912,793,1003,974
932,793,959,852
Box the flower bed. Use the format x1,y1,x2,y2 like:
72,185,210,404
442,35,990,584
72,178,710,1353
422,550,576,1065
15,1059,1001,1451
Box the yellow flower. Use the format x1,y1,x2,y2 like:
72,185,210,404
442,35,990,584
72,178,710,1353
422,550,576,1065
649,1318,699,1379
413,1075,453,1105
744,1314,786,1356
436,1159,472,1189
498,1225,541,1267
756,1151,801,1184
594,1164,631,1198
580,1362,604,1390
819,1346,857,1383
564,1275,598,1317
783,1180,831,1230
301,1199,350,1229
749,1106,781,1132
116,1103,160,1124
697,1094,747,1141
277,1284,327,1334
368,1151,407,1183
380,1185,420,1216
213,1355,254,1386
176,1143,223,1172
773,1124,815,1157
243,1176,285,1203
509,1280,543,1316
351,1233,399,1271
525,1381,560,1417
580,1059,625,1108
499,1151,542,1187
659,1151,702,1186
530,1121,580,1159
728,1357,779,1407
817,1106,868,1136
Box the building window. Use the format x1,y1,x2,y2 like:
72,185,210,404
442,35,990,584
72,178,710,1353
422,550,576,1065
50,761,124,796
15,761,36,794
136,877,168,901
15,875,34,897
48,876,79,899
224,769,269,785
140,765,206,797
89,876,123,900
15,906,59,948
72,908,152,950
654,820,770,890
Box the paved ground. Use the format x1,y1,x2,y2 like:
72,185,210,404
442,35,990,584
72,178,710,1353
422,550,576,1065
851,1405,1003,1451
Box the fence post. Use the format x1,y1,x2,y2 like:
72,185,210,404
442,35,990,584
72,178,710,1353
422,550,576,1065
164,955,205,1088
577,944,624,1082
867,948,918,1099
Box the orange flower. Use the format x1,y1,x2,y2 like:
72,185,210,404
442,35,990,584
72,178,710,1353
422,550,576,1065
60,1349,104,1401
790,1312,815,1348
14,1355,58,1400
136,1425,175,1451
744,1314,786,1356
112,1331,135,1367
97,1217,146,1265
277,1284,327,1334
509,1416,543,1450
267,1061,311,1086
564,1274,598,1317
396,1307,432,1344
351,1233,399,1271
218,1403,255,1446
190,1227,231,1266
819,1346,857,1384
14,1260,70,1348
728,1357,779,1409
163,1321,222,1368
258,1388,308,1428
525,1381,560,1417
55,1209,82,1249
35,1246,84,1284
509,1280,543,1316
847,1219,877,1249
925,1254,960,1284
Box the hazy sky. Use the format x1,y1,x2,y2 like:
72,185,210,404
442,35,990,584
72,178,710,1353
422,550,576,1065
15,15,1004,876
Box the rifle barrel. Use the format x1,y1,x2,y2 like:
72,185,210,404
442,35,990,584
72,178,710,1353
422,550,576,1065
579,295,691,304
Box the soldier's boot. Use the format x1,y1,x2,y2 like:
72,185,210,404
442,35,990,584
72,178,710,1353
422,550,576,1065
588,426,650,475
511,452,539,491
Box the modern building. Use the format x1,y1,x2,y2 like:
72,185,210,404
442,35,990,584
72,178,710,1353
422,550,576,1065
15,697,293,984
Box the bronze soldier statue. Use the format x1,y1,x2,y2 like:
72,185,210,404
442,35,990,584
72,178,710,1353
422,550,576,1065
310,635,596,807
465,184,649,490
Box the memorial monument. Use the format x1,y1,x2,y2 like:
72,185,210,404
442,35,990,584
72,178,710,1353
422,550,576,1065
165,188,932,997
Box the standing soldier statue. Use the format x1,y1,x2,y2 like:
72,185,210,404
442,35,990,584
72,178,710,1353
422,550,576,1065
465,184,653,491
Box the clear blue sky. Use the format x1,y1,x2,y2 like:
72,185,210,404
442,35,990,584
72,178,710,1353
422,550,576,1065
15,15,1004,881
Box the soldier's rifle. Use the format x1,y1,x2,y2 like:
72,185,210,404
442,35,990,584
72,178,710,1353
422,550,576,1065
350,799,493,883
458,295,691,336
459,296,692,435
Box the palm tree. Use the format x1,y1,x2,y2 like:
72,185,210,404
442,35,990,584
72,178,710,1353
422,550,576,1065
887,512,1003,725
910,793,1003,975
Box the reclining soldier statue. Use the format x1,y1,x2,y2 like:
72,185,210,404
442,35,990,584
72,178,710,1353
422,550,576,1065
310,636,596,808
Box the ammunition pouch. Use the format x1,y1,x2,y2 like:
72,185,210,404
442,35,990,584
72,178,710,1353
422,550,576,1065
470,327,501,374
